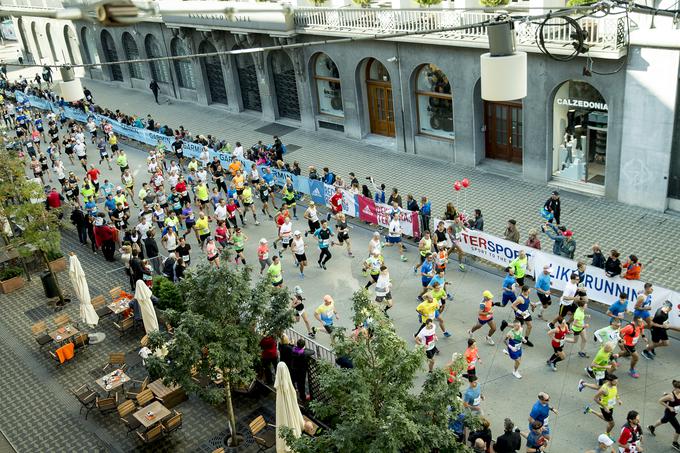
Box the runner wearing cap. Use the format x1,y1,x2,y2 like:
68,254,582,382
291,286,315,338
468,291,497,346
257,238,271,275
374,265,393,315
367,231,382,257
585,434,615,453
549,272,579,329
535,264,553,320
291,230,307,278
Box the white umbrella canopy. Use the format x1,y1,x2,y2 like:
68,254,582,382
275,361,305,453
135,280,159,334
69,253,98,328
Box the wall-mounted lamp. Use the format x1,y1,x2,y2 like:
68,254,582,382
480,19,527,102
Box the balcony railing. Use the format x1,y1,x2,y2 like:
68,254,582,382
294,8,628,56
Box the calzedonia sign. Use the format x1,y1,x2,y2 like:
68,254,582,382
556,98,608,111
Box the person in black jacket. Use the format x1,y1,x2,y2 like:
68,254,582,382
162,253,177,281
70,206,88,245
605,250,622,277
128,251,144,290
587,244,606,269
494,418,522,453
543,191,561,225
149,80,160,104
143,230,160,274
291,338,316,400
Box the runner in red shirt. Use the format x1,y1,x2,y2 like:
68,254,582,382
327,186,343,221
86,164,101,191
617,410,643,452
619,316,647,379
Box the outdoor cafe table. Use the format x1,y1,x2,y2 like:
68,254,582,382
49,324,79,344
95,369,131,395
107,296,131,316
133,401,171,429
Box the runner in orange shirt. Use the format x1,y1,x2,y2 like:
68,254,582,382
464,338,480,378
467,290,497,345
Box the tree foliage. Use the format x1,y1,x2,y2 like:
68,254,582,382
416,0,443,7
283,290,469,453
479,0,509,6
151,275,185,312
146,260,295,443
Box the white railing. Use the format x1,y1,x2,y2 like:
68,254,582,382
294,8,627,51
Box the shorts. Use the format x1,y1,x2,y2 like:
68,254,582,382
478,317,493,325
559,303,576,317
236,189,244,196
572,328,584,337
337,232,349,243
516,276,525,286
508,347,522,360
600,407,614,422
323,324,334,334
502,292,517,307
375,293,392,303
552,345,564,353
272,279,283,287
516,314,532,323
260,195,269,202
422,278,432,288
651,327,669,343
111,144,119,152
425,347,439,359
295,253,307,263
294,303,305,314
368,274,379,282
386,236,401,244
622,344,636,354
465,368,477,377
208,254,218,262
281,239,291,249
538,292,552,306
243,201,252,207
633,310,651,319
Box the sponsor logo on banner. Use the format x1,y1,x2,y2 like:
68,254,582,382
340,189,358,218
377,204,419,237
357,195,377,224
308,179,325,206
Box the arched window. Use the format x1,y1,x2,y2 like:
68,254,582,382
171,37,195,89
81,27,99,65
415,64,453,139
101,30,123,81
313,53,342,117
18,19,31,61
270,50,300,120
45,23,57,63
145,34,169,83
63,26,78,65
31,22,43,61
233,44,261,112
122,33,143,79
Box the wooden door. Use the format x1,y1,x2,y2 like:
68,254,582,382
484,101,523,164
367,82,395,137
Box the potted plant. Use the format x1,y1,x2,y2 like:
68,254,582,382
46,249,66,273
0,265,25,294
352,0,371,7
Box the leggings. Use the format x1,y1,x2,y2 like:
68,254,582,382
661,409,680,434
318,248,331,265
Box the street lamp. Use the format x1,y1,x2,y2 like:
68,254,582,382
480,19,527,102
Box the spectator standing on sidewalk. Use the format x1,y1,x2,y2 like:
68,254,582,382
388,188,403,207
543,223,576,259
143,230,160,274
588,244,606,269
543,191,561,224
525,229,541,250
621,255,643,280
605,250,622,277
420,196,431,232
504,219,520,243
149,80,160,104
468,209,484,231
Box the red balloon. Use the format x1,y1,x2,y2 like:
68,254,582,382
462,178,470,188
454,181,461,191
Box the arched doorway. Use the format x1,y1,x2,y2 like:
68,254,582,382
171,37,195,89
81,27,99,65
145,34,170,83
63,26,78,65
17,19,32,63
551,80,608,186
414,63,454,139
30,22,43,62
233,45,261,112
270,50,300,120
122,33,143,79
365,59,395,137
101,30,123,81
45,23,58,63
199,41,228,105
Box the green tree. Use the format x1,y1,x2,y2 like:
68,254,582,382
283,290,469,453
0,148,66,303
151,275,185,312
479,0,509,6
416,0,443,7
146,261,294,446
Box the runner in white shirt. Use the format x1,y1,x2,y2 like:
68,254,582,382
233,142,244,160
386,213,407,261
75,130,85,144
135,218,151,240
199,147,210,168
278,217,293,257
415,318,438,372
368,231,383,257
375,265,393,315
303,202,320,237
214,199,228,223
197,168,208,184
550,272,580,329
291,230,307,278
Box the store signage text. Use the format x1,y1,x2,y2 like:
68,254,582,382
556,98,608,111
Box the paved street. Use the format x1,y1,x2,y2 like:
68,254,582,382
1,64,680,453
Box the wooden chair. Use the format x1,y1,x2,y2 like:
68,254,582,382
126,376,149,399
249,415,276,452
135,388,154,407
137,423,163,444
103,352,127,372
117,399,142,434
73,333,90,351
91,394,118,419
53,313,71,328
162,410,182,435
31,321,53,350
109,286,122,301
113,317,135,338
72,384,98,418
91,295,113,318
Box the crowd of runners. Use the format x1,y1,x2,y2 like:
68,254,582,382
3,77,679,453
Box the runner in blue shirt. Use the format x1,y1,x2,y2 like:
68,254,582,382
535,264,552,320
501,267,517,307
528,393,557,438
606,293,629,323
418,253,435,301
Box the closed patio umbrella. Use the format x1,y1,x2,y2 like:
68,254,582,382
275,361,305,452
134,280,158,334
69,253,98,328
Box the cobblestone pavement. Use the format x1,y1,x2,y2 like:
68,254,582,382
82,79,680,291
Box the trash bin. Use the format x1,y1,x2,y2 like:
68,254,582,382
40,271,58,298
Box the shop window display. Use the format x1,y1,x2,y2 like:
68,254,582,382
552,81,608,186
416,64,454,140
314,54,343,117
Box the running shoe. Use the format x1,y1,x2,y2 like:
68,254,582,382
400,255,407,262
500,320,508,332
578,352,588,358
650,349,657,356
512,371,522,379
308,332,315,339
502,349,509,356
459,263,465,271
549,362,557,372
578,379,585,392
447,294,453,301
629,369,640,379
648,425,656,436
583,405,592,414
641,350,654,360
255,221,260,225
672,441,679,451
467,329,473,337
524,338,534,347
485,336,495,346
299,273,304,279
443,331,452,338
585,367,595,379
413,267,418,274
